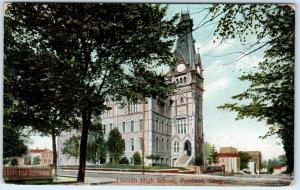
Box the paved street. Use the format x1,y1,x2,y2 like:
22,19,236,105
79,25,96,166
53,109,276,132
58,169,293,186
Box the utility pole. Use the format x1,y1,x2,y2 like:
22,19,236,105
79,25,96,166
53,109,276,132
142,99,146,174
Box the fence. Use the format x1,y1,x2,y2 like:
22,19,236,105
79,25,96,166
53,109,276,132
3,165,55,181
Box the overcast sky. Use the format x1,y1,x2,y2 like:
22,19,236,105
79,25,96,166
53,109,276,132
29,4,285,161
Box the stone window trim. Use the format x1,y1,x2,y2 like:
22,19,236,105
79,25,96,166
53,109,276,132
173,141,180,152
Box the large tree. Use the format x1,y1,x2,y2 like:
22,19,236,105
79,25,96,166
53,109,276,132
6,3,179,182
4,9,80,175
208,4,294,174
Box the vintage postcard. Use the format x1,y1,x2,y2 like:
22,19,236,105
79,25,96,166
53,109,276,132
2,2,295,187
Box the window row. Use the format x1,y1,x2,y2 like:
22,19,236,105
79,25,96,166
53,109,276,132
176,76,187,85
128,138,143,151
153,119,171,134
154,137,170,152
102,119,143,134
103,103,140,118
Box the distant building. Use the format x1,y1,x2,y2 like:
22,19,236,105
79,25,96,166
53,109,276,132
217,147,240,173
243,151,262,172
273,166,287,175
30,148,53,166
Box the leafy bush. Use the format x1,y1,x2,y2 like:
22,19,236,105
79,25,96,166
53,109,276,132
11,158,19,166
32,156,41,165
133,151,141,165
119,157,129,165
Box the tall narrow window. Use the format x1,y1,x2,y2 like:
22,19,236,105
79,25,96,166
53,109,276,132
176,118,187,134
110,123,113,131
122,122,126,133
140,119,143,132
140,137,143,150
173,141,179,152
103,124,106,134
131,121,134,132
167,139,170,151
131,138,134,151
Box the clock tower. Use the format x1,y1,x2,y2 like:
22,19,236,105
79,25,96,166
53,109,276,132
168,12,204,166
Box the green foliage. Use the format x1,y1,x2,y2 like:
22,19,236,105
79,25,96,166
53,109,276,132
209,145,218,165
146,155,160,160
6,3,179,181
10,158,19,166
210,4,294,174
119,157,129,165
278,154,288,166
239,151,251,170
33,156,41,165
3,125,28,158
107,128,125,164
87,120,107,164
194,155,202,166
62,135,80,160
204,142,212,164
266,158,284,173
3,159,10,165
133,152,141,165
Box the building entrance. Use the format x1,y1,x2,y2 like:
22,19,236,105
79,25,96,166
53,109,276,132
184,140,192,156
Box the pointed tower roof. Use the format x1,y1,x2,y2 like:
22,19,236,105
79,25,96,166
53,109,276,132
175,12,196,66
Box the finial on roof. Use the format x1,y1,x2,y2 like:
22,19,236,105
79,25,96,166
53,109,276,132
197,47,200,54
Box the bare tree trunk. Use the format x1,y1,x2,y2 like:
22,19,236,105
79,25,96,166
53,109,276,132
51,127,57,176
77,110,91,182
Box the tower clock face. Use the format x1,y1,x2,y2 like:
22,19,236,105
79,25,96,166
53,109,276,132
176,63,186,73
197,66,201,74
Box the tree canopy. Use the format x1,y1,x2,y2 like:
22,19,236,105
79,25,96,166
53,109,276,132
5,3,179,181
209,4,294,174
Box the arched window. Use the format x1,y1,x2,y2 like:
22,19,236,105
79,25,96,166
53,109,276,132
162,138,165,151
180,78,183,83
184,77,186,83
173,141,180,152
166,139,170,151
180,97,184,103
156,137,159,151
